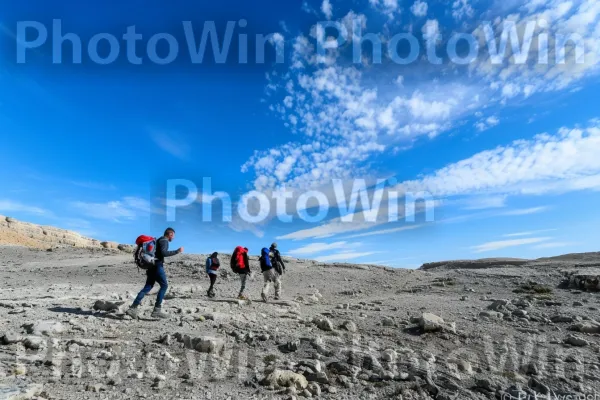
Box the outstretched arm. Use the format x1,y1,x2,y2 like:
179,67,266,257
158,237,179,257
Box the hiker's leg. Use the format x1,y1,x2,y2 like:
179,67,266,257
154,262,169,308
262,271,272,296
274,274,282,298
239,274,247,295
208,274,216,292
132,270,156,307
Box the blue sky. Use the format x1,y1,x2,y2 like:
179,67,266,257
1,0,600,268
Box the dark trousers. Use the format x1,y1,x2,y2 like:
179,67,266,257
132,262,168,308
208,273,217,292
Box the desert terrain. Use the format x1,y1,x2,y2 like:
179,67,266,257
1,215,599,399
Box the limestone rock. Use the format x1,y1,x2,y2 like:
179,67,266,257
261,369,309,390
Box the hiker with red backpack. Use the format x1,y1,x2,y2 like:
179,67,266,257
230,246,251,300
206,252,220,298
126,228,183,319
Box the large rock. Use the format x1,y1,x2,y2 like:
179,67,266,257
419,313,456,334
563,270,600,291
261,369,308,390
569,321,600,334
0,214,101,249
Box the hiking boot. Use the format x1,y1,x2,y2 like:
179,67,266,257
151,307,169,319
238,294,248,300
261,292,268,302
125,306,140,319
274,295,280,301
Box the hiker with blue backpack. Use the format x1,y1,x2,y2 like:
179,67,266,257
260,243,285,302
206,252,220,298
126,228,183,319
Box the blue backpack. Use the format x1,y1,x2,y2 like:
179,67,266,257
260,247,273,269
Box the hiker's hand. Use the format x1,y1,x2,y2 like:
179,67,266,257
178,247,184,253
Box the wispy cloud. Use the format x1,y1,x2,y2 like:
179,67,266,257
344,224,423,238
503,229,558,237
288,241,352,256
471,237,552,253
315,251,378,262
532,241,580,249
500,207,551,216
0,200,52,217
70,196,159,222
454,195,508,210
150,130,191,161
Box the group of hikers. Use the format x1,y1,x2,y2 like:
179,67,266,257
125,228,287,320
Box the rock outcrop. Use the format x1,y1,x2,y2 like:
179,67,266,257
0,214,132,251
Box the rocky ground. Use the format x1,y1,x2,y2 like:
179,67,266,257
1,244,600,400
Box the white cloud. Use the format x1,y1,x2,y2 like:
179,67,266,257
397,121,600,198
459,195,508,210
315,251,378,262
321,0,332,19
411,0,428,17
500,206,550,216
344,224,423,238
288,241,352,256
369,0,400,17
532,241,579,249
0,200,51,216
471,237,552,253
503,229,558,237
452,0,474,20
150,130,191,161
422,19,440,43
70,196,157,222
475,116,501,132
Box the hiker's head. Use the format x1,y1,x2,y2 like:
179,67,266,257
164,228,175,241
211,252,218,257
271,242,277,249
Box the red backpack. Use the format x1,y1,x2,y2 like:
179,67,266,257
230,246,248,273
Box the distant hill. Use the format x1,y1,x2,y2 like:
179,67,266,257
419,252,600,270
0,214,133,252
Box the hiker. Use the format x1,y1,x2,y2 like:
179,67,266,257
126,228,183,319
206,252,220,298
230,246,251,300
260,246,282,302
270,242,286,275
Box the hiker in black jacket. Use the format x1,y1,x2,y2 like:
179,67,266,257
126,228,183,319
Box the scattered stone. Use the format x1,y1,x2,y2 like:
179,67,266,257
564,335,589,347
261,369,309,390
22,320,64,336
312,317,334,331
340,321,357,332
419,313,456,334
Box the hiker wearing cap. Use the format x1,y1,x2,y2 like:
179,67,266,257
260,242,285,302
206,252,220,298
270,242,286,275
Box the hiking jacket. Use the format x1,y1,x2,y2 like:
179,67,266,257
270,248,286,271
206,256,220,275
155,236,179,262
